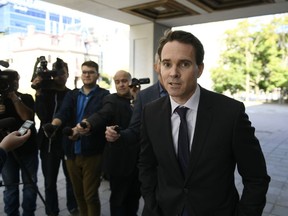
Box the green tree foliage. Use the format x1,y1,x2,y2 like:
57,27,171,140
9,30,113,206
211,15,288,101
98,73,111,89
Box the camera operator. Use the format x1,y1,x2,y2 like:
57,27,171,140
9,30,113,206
32,58,78,215
0,70,38,216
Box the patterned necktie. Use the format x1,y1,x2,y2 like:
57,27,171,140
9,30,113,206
175,106,190,177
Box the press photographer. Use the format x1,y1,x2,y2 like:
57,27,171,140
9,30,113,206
0,68,38,216
31,56,78,215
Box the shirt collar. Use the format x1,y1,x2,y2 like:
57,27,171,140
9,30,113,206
170,84,200,114
158,81,167,97
79,85,98,96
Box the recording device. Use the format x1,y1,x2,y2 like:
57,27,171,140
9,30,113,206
31,56,66,90
0,60,9,68
18,120,34,136
129,78,150,88
80,122,87,129
62,127,73,136
0,69,18,97
114,126,121,134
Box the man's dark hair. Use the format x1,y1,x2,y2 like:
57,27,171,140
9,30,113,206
81,60,99,73
157,30,205,65
52,59,69,74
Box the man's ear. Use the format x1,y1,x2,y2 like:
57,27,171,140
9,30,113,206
197,63,204,78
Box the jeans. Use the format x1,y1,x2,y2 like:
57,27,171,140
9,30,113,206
66,154,102,216
40,151,78,215
2,151,38,216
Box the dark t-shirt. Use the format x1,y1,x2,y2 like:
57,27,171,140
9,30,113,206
0,92,37,155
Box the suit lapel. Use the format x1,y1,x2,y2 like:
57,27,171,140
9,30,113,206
158,97,184,178
187,88,213,179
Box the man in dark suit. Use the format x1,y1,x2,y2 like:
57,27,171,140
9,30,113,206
76,70,141,216
105,53,166,147
138,30,270,216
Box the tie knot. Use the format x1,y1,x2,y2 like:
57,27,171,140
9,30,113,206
175,106,189,120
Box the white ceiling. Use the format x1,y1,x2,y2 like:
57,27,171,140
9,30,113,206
42,0,288,27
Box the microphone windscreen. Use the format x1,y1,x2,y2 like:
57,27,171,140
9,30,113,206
0,60,9,68
80,122,87,129
62,127,73,136
42,123,58,138
43,123,55,133
0,117,16,130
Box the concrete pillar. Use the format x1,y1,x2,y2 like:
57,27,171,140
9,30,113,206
129,23,169,88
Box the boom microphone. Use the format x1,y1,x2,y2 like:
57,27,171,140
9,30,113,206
62,127,73,136
0,117,16,130
0,60,9,68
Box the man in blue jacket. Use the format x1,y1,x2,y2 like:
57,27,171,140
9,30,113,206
48,60,109,216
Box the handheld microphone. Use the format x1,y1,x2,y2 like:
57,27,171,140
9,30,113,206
42,123,58,138
80,122,87,129
0,60,9,68
0,117,16,130
62,127,73,136
114,126,121,134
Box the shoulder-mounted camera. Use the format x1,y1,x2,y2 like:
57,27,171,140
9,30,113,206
0,67,18,98
129,78,150,88
31,56,66,90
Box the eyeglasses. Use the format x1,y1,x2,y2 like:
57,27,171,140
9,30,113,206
82,70,97,75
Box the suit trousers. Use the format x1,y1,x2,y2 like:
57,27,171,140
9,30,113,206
109,168,141,216
65,154,103,216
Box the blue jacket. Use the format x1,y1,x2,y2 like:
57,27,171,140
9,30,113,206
54,85,110,159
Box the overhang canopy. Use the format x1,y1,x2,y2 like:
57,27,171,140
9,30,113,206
42,0,288,27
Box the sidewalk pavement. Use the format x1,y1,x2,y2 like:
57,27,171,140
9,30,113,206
0,103,287,216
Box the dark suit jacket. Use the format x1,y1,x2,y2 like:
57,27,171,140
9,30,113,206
138,86,270,216
121,81,162,144
87,93,134,176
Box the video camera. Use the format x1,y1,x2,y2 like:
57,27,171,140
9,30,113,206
31,56,66,90
129,78,150,88
0,60,18,98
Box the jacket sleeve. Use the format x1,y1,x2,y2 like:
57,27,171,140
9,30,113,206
138,105,162,216
86,95,114,131
233,103,270,216
53,91,75,124
120,91,143,144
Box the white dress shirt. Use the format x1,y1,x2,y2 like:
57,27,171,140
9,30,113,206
170,85,200,154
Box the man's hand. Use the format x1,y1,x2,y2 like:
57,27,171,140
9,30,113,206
0,104,6,114
0,130,31,152
31,75,43,94
105,126,121,142
68,127,80,141
76,120,91,135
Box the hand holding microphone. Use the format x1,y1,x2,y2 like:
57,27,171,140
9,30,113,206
105,125,121,142
76,120,91,135
62,126,80,141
